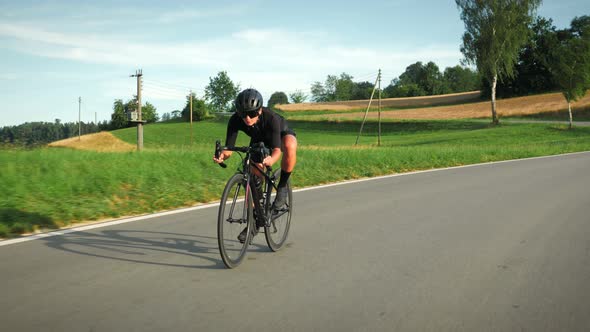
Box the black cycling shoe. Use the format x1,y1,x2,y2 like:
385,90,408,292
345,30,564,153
272,186,289,210
237,226,258,244
253,209,266,228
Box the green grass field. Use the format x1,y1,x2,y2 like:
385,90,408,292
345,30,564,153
2,117,590,238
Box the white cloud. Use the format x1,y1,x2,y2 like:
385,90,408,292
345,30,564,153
156,6,247,23
1,22,460,70
0,22,462,106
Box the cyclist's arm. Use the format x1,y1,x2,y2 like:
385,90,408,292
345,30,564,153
213,117,240,163
263,148,281,167
218,116,241,162
263,116,283,166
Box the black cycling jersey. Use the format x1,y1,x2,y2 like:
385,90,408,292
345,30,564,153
225,107,295,150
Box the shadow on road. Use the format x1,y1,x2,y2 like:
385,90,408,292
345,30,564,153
42,229,235,269
0,208,58,236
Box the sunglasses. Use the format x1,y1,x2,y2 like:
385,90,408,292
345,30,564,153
239,110,260,119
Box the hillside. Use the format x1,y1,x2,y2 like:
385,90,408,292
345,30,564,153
48,132,136,152
277,91,482,112
295,92,590,120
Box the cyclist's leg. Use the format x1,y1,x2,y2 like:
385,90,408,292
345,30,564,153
280,133,297,174
278,133,297,189
273,133,296,209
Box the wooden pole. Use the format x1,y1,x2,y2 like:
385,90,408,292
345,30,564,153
355,72,380,145
136,70,143,151
378,69,382,147
78,97,81,141
190,90,193,145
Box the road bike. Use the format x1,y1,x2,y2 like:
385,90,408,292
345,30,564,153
214,140,292,268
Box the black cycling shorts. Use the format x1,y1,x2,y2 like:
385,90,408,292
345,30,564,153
281,128,296,138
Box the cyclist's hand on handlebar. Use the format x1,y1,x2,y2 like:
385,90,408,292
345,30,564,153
262,156,274,167
213,151,228,164
213,155,224,164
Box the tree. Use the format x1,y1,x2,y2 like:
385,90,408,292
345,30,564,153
182,92,209,121
171,110,181,119
515,16,558,94
549,16,590,129
268,91,289,109
125,98,157,123
570,15,590,37
398,62,425,86
311,81,327,102
383,81,426,98
204,71,240,112
141,102,159,123
394,61,445,96
334,73,354,101
310,73,356,102
423,62,444,95
443,65,480,93
289,90,308,103
110,99,128,130
487,16,559,98
322,75,338,102
351,81,375,100
456,0,542,124
0,120,102,146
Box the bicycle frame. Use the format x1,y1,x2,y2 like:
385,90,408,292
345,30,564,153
216,141,281,227
215,139,293,267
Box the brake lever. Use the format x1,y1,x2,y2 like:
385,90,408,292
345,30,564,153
215,140,227,168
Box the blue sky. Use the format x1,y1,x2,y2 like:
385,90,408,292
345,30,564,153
0,0,588,126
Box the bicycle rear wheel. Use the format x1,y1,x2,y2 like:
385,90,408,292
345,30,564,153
264,169,292,251
218,173,254,268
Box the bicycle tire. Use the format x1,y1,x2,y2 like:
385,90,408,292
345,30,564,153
264,169,292,251
218,173,254,268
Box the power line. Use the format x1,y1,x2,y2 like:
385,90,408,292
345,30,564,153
143,78,205,95
143,83,187,97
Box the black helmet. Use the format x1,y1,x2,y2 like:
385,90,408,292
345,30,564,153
235,88,263,113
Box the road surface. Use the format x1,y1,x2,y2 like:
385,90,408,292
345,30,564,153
1,152,589,331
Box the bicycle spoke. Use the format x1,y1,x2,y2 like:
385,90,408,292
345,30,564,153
218,174,252,268
264,170,292,251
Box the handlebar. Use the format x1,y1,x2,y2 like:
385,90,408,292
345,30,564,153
214,140,270,169
215,140,227,168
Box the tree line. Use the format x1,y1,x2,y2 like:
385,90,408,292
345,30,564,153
0,120,108,147
305,64,480,104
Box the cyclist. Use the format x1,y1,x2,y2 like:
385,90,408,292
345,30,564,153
213,88,297,243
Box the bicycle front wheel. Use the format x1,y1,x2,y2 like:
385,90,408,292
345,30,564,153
218,173,254,268
264,169,292,251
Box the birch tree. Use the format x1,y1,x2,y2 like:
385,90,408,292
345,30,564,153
456,0,541,124
549,16,590,129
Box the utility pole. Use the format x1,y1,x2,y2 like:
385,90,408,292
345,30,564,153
190,90,193,145
378,68,382,147
78,96,81,141
355,71,380,145
130,69,143,151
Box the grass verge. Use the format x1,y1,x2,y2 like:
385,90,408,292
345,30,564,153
2,119,590,237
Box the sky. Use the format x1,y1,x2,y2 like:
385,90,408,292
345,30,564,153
0,0,588,126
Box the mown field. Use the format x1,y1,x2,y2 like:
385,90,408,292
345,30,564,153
283,92,590,121
2,93,590,238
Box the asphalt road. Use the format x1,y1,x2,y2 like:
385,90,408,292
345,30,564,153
1,152,590,331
